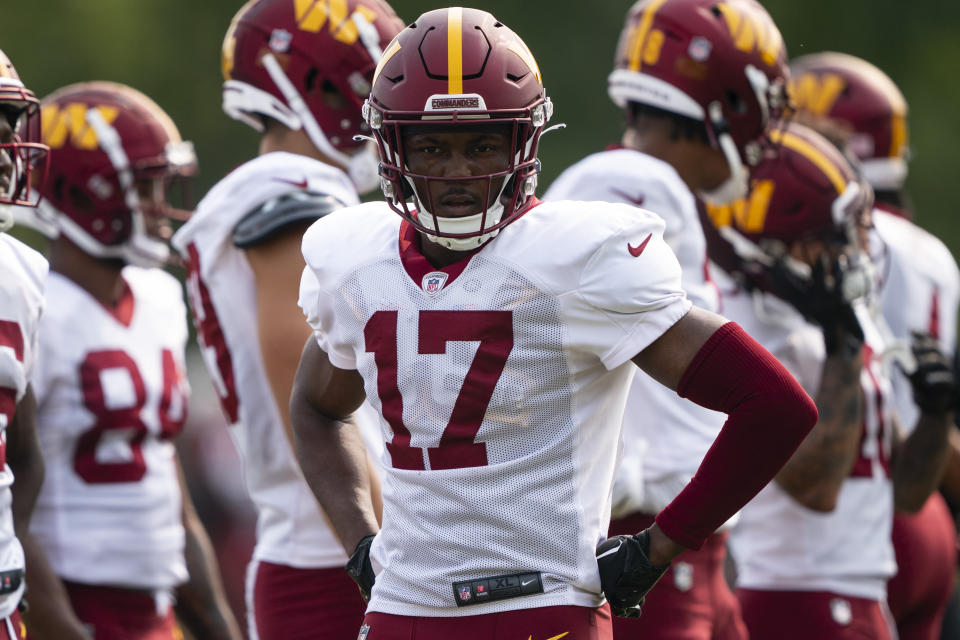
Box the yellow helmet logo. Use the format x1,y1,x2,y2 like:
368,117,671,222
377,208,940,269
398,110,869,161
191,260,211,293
42,103,119,150
714,2,783,67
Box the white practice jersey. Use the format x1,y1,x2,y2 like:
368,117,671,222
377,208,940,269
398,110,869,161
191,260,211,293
545,149,725,515
718,267,897,601
299,199,691,616
0,236,46,617
30,268,190,590
173,151,381,569
871,209,960,433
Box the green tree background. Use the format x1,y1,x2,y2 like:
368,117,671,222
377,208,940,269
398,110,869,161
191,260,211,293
3,0,958,249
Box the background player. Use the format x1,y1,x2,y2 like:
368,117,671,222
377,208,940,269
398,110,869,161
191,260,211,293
790,52,960,640
545,0,790,634
290,8,817,637
24,81,241,640
703,122,954,639
171,1,404,637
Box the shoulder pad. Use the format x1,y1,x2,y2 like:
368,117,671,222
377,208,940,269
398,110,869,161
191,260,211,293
232,191,347,249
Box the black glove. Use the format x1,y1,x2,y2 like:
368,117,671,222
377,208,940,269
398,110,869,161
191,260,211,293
345,534,376,602
596,529,670,618
907,331,955,415
769,254,864,358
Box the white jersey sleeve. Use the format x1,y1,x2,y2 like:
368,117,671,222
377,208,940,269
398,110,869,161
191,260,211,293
0,236,46,617
545,148,718,311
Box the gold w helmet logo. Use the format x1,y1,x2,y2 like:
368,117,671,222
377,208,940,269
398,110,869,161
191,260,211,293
790,71,847,117
293,0,379,45
41,103,119,150
704,180,775,233
714,1,784,67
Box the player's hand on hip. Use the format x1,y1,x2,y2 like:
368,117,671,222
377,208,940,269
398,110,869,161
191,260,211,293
596,528,671,618
346,534,377,602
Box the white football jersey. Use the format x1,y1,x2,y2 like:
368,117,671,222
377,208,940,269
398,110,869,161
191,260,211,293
0,236,46,617
30,267,190,590
718,267,897,601
545,149,725,515
172,151,381,569
870,209,960,433
299,199,691,616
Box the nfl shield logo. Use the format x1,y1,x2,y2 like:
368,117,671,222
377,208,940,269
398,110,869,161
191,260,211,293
458,585,472,601
421,271,449,297
357,624,371,640
688,36,712,62
269,29,293,53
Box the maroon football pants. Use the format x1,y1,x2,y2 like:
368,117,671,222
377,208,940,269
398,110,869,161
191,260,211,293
888,492,957,640
57,581,179,640
1,610,23,640
362,604,612,639
738,588,893,640
608,511,747,640
250,560,368,640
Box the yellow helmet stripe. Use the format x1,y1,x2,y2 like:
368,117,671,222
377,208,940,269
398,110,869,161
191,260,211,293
771,129,847,195
447,7,464,94
628,0,670,72
890,113,907,158
373,39,401,88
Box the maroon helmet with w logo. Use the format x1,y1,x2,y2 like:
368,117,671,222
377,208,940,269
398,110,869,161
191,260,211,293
0,48,47,231
609,0,790,205
364,7,554,250
35,81,197,267
790,52,909,193
221,0,404,193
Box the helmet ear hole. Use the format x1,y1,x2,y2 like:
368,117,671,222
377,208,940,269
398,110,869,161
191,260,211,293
726,91,747,114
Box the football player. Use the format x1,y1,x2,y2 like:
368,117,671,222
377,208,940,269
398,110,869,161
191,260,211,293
791,52,960,640
24,81,242,640
0,48,89,640
703,122,954,639
170,1,404,638
544,1,789,635
289,8,818,637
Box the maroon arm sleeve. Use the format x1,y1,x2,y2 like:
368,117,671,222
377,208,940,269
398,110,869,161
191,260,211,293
654,322,818,549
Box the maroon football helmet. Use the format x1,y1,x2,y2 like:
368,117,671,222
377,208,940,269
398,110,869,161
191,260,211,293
790,52,909,193
0,48,48,231
35,81,197,267
705,122,872,297
364,7,554,249
221,0,404,193
609,0,790,204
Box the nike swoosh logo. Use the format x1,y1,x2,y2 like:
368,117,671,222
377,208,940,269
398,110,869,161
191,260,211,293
273,177,309,189
521,578,536,586
628,233,653,257
526,634,570,640
609,188,645,207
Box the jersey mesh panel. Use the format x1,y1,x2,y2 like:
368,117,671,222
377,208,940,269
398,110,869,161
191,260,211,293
332,255,586,612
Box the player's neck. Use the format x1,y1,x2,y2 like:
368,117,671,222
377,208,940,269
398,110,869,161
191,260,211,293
49,239,126,308
259,125,345,170
417,234,475,269
622,127,709,194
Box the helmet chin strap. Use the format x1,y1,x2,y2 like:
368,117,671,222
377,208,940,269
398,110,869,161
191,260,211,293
411,175,511,251
261,53,379,194
697,129,749,205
